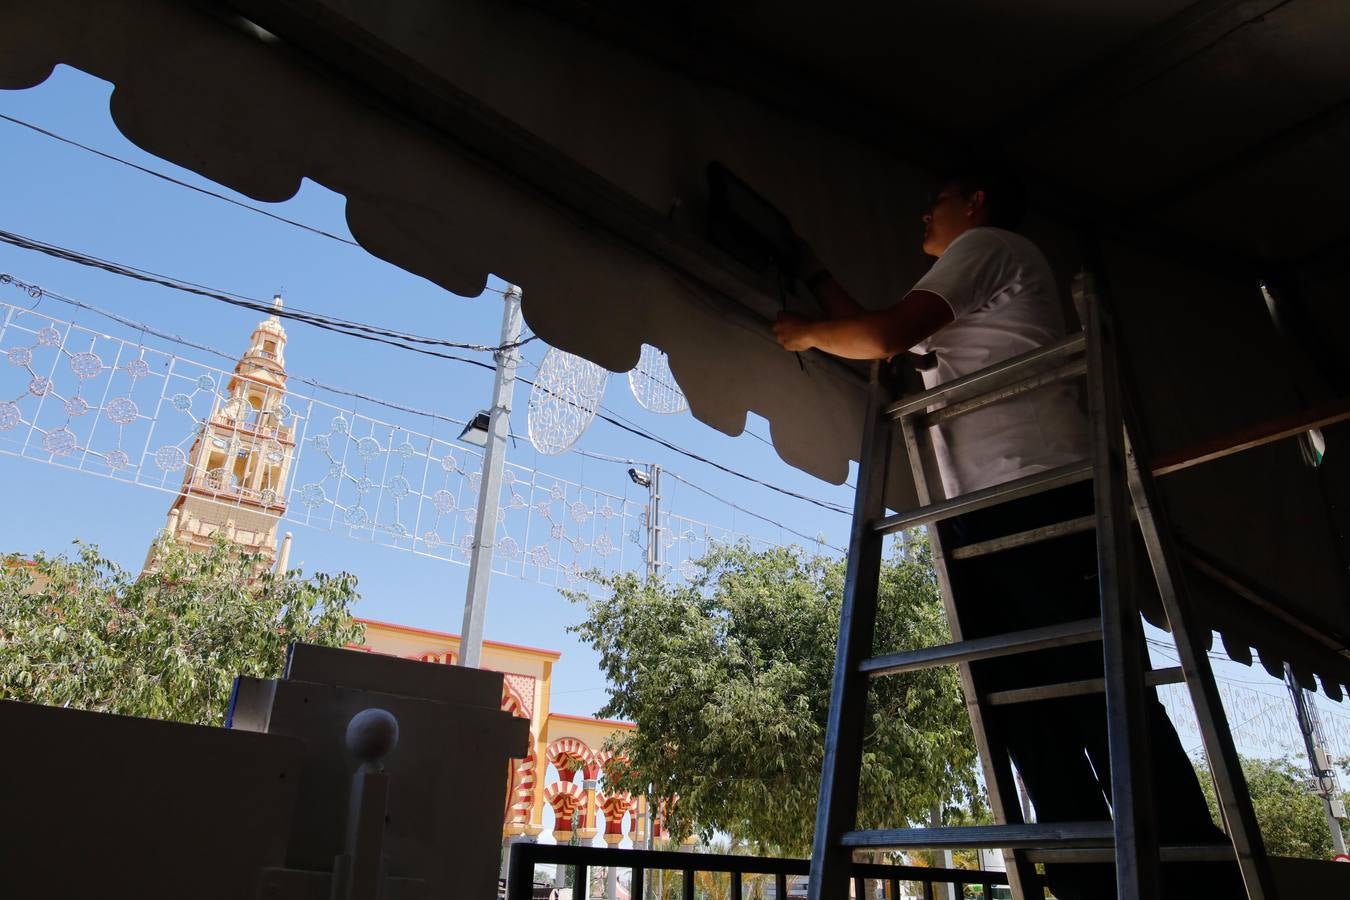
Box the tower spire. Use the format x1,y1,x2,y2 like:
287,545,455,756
144,290,295,573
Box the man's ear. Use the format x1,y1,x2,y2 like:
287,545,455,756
966,189,987,216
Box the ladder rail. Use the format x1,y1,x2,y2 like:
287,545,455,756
895,386,1042,900
806,363,896,900
1124,434,1277,899
1083,275,1161,900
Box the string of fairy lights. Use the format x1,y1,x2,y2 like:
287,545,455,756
0,279,836,595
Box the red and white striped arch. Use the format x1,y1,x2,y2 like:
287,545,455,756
501,680,537,830
545,737,595,781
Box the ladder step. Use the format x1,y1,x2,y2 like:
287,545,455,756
872,462,1093,535
860,619,1102,678
950,515,1096,560
983,666,1185,706
882,334,1086,422
925,359,1087,427
841,822,1114,851
1026,845,1236,864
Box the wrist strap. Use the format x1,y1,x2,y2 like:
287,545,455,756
804,268,833,290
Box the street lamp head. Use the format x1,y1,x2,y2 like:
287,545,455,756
627,467,652,488
458,411,492,447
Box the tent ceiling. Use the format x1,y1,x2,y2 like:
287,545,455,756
517,0,1350,266
2,0,1347,687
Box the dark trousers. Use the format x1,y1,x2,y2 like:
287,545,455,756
939,482,1242,899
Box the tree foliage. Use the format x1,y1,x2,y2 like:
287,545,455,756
1196,756,1346,860
567,540,980,854
0,536,364,726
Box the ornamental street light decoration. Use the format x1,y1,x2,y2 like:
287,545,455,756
527,346,607,456
627,344,687,415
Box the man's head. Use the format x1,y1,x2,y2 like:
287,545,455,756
921,168,1027,256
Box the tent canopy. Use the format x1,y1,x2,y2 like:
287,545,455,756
4,0,1347,690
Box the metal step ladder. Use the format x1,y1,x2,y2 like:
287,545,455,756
807,272,1277,900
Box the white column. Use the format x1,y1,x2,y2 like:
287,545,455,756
274,532,293,574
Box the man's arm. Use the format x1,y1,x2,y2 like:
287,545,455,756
773,290,954,360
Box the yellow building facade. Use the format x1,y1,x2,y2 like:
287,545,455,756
354,617,647,844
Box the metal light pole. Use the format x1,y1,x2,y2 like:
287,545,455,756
1285,664,1347,854
645,464,663,579
627,462,662,899
459,284,523,669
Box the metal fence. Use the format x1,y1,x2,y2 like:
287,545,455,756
506,843,1011,900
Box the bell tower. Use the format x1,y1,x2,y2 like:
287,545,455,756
148,296,296,571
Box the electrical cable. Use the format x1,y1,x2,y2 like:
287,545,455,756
0,110,515,297
0,228,533,353
584,410,849,514
574,451,849,542
0,111,363,247
664,468,844,551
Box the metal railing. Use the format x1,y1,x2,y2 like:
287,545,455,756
506,843,1010,900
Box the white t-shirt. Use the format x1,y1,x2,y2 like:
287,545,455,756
910,227,1088,497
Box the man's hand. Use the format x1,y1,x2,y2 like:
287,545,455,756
773,312,817,352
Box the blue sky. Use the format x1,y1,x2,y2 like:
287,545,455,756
2,65,1344,765
0,65,860,716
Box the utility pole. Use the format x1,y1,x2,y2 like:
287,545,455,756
459,284,523,669
626,464,664,900
627,462,662,900
1284,664,1347,855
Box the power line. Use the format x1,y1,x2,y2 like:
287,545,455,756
575,449,845,548
585,410,849,514
664,468,844,551
0,110,513,298
0,228,533,354
0,111,363,247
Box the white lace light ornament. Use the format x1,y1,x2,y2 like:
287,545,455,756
527,347,608,456
627,344,688,414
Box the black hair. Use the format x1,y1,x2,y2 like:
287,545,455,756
932,166,1028,230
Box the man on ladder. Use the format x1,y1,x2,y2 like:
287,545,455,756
773,170,1238,898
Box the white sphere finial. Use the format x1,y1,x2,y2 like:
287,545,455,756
346,708,399,769
272,293,284,311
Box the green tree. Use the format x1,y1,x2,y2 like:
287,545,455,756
0,535,364,726
1195,756,1346,859
567,539,980,855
